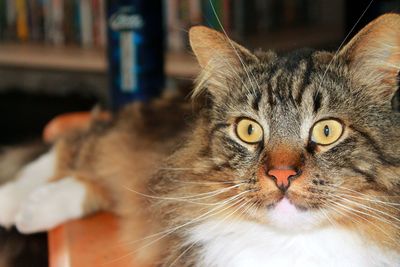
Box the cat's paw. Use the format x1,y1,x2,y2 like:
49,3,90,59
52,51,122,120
15,177,87,234
0,182,24,228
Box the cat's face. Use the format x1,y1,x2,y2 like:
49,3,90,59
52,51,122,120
204,50,397,230
188,15,400,232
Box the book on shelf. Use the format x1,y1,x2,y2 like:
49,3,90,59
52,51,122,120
0,0,6,40
80,0,93,48
0,0,106,48
163,0,345,51
16,0,29,42
0,0,366,52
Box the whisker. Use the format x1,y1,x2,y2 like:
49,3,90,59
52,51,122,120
169,200,252,267
208,0,261,97
110,194,249,264
326,200,399,246
211,53,253,93
166,177,247,185
328,195,400,230
106,194,247,265
322,184,400,211
121,191,251,247
336,193,400,210
327,184,400,200
325,201,386,234
123,183,244,202
318,206,337,228
167,242,197,267
329,193,400,225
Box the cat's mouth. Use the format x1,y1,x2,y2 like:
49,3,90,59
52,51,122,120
268,196,308,212
264,196,321,230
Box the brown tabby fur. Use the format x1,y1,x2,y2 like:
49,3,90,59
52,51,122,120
50,96,194,263
47,14,400,265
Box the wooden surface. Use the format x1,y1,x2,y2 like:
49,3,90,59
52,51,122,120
0,44,106,72
48,212,135,267
0,43,199,77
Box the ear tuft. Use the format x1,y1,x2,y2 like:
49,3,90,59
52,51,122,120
189,26,227,68
189,26,257,99
189,26,255,69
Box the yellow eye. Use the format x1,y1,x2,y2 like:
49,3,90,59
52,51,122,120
311,119,344,146
236,119,263,144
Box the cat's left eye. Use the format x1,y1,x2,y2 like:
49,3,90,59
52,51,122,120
235,118,263,144
311,119,344,146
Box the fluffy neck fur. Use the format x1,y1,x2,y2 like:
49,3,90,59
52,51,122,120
188,220,400,267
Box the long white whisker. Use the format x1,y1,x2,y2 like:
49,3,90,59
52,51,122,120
328,195,400,229
327,200,399,246
107,194,248,265
123,183,244,202
167,242,197,267
169,200,252,267
323,184,400,208
208,0,261,97
318,207,337,228
330,193,400,225
121,191,251,247
336,192,400,209
111,193,249,264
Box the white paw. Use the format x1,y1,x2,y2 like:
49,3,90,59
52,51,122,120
0,183,24,228
16,177,86,234
0,148,56,229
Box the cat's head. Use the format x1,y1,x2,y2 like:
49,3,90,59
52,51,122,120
187,14,400,233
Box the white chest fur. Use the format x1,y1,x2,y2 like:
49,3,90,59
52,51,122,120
187,220,400,267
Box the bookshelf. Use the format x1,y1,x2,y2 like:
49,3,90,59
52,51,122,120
0,23,341,78
0,0,350,102
0,43,200,77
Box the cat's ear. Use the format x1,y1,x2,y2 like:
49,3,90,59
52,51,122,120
339,14,400,99
189,26,257,98
189,26,256,70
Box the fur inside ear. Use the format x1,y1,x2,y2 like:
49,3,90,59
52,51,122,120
189,26,257,99
339,14,400,98
189,26,255,69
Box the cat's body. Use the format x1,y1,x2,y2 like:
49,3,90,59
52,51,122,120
1,14,400,266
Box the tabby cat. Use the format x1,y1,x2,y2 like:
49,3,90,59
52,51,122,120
0,14,400,266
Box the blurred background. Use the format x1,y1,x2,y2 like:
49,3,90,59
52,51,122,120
0,0,399,266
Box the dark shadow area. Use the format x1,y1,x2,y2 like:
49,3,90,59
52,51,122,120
0,89,100,145
0,88,100,267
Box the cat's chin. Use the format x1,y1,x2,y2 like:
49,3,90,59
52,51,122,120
266,197,321,232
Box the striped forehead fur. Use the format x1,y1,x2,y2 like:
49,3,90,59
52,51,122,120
192,48,343,112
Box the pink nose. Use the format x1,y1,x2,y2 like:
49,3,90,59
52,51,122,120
267,168,298,191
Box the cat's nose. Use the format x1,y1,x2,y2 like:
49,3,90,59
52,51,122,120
267,167,300,192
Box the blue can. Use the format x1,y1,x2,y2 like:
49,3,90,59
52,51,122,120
107,0,165,109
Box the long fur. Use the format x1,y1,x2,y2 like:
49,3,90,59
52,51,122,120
1,14,400,267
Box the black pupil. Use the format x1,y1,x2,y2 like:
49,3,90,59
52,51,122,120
247,124,254,135
323,125,330,137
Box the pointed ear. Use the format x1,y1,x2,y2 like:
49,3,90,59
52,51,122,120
189,26,257,99
339,14,400,98
189,26,256,70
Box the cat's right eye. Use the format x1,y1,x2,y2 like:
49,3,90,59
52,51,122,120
235,118,263,144
311,119,344,146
